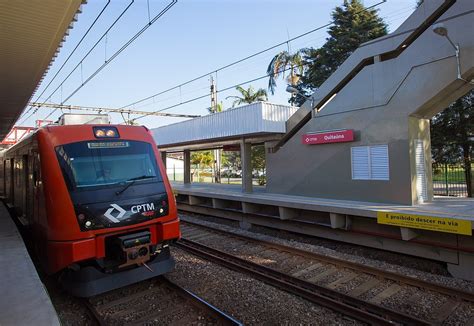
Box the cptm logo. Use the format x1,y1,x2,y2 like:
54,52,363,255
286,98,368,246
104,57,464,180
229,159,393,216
104,204,127,223
104,203,156,223
131,203,155,213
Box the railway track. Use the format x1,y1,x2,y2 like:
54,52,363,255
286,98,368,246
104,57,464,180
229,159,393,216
84,275,242,325
177,219,474,325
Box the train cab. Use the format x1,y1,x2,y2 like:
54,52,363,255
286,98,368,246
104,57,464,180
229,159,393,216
1,114,180,297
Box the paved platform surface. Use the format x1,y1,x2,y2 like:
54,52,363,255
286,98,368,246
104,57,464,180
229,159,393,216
0,202,60,325
172,182,474,224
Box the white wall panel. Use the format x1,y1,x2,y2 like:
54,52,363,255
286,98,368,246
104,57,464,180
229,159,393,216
151,102,297,146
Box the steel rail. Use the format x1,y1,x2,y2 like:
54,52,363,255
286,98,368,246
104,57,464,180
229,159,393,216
83,275,241,325
83,299,107,326
160,276,242,326
176,238,429,326
181,220,474,303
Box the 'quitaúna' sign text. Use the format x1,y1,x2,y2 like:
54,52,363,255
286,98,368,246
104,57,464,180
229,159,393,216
302,129,354,145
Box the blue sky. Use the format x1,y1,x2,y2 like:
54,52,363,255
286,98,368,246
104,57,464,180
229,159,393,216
24,0,418,128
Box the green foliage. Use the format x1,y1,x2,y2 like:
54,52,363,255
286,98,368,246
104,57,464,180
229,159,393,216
299,0,387,100
207,101,224,114
223,150,240,171
222,145,266,175
431,91,474,196
266,50,305,95
191,151,213,167
431,91,474,164
251,145,266,171
226,85,268,108
257,175,266,186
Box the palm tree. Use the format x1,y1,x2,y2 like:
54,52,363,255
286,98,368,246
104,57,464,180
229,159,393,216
266,50,305,95
226,85,268,108
207,101,224,114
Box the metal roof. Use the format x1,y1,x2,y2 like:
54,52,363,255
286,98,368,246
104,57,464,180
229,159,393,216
151,102,298,151
0,0,85,139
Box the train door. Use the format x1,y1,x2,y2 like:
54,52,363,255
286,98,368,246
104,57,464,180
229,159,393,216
32,153,41,227
12,157,25,224
8,158,14,204
0,160,4,197
22,155,29,225
4,160,9,200
27,153,35,225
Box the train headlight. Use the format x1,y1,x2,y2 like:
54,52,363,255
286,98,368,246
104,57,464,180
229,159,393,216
95,129,106,137
106,129,116,137
85,221,92,228
93,127,119,138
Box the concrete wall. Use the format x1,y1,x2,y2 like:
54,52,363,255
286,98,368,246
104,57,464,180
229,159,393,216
266,0,474,205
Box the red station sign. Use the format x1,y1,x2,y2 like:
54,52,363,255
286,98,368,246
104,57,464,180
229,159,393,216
302,129,354,145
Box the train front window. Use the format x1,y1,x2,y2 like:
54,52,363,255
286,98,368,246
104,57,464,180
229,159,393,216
56,140,162,189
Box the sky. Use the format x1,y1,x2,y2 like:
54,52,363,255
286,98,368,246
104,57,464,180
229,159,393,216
20,0,418,129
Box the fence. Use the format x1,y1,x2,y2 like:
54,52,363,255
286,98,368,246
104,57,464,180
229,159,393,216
432,163,473,197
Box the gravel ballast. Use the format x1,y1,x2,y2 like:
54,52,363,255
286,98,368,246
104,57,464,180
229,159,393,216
167,248,362,325
179,213,474,293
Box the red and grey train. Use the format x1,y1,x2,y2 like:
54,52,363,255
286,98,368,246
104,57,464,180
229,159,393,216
0,115,180,297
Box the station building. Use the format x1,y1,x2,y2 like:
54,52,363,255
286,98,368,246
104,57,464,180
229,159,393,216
152,0,474,280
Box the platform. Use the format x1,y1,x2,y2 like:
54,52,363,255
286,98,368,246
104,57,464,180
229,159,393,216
172,182,474,222
172,182,474,281
0,202,60,325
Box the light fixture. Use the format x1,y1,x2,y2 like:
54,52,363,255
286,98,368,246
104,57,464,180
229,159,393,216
286,85,315,116
432,23,448,37
432,23,473,84
93,126,120,138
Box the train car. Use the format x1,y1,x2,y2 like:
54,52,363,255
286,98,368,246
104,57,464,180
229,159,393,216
1,114,180,297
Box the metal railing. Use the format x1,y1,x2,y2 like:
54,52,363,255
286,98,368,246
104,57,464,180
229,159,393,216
432,163,473,197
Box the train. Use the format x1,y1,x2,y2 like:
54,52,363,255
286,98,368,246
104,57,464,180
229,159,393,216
0,114,180,297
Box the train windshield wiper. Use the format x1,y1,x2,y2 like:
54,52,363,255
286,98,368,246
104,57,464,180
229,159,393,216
115,175,156,196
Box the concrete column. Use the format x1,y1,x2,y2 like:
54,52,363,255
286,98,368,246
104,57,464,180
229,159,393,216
160,151,167,168
240,139,253,193
183,149,191,184
409,117,433,204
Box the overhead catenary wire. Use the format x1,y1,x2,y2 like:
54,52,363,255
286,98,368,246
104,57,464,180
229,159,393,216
29,0,391,125
16,0,112,125
38,0,136,120
61,0,177,105
131,64,305,122
20,0,135,125
120,0,387,110
42,0,177,121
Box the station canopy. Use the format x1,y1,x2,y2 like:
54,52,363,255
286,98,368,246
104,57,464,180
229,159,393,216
0,0,84,139
151,102,298,152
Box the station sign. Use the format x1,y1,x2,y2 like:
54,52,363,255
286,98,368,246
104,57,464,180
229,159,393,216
302,129,354,145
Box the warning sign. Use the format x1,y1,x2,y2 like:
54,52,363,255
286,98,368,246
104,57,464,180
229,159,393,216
377,212,472,236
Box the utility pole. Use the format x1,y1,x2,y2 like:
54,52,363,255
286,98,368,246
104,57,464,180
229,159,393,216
210,75,221,183
210,75,217,113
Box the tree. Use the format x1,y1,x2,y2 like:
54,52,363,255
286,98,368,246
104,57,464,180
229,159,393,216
190,151,213,182
226,85,268,107
301,0,387,94
431,91,474,196
207,101,224,114
251,145,266,173
266,50,305,95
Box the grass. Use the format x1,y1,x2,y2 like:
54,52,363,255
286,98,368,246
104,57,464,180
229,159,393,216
432,165,470,183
